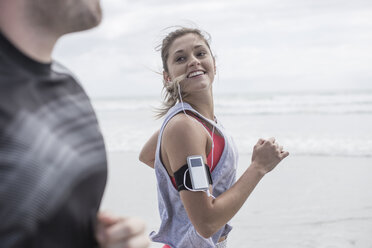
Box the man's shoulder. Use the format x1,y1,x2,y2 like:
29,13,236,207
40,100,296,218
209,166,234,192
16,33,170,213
51,61,82,86
0,56,26,108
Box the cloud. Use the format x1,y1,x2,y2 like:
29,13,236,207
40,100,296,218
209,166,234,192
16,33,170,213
54,0,372,97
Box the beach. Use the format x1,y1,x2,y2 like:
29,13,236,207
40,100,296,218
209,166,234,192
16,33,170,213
95,91,372,247
101,152,372,248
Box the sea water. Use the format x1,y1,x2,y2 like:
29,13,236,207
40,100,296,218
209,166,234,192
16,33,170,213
93,90,372,157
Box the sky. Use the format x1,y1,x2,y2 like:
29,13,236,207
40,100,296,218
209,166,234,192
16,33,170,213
54,0,372,98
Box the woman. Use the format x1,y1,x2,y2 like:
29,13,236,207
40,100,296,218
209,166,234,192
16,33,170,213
140,27,289,248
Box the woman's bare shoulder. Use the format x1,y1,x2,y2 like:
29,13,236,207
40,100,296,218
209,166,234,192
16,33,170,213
162,113,207,152
163,113,204,138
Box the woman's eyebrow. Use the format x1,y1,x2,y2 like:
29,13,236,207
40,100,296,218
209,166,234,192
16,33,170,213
173,44,206,55
174,49,184,55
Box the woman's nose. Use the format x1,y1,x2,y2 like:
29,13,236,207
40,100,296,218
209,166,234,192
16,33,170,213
188,55,200,67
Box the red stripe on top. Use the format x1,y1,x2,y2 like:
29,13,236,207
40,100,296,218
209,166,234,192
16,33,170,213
170,113,225,188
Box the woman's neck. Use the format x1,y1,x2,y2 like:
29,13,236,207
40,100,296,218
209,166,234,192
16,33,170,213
183,90,215,121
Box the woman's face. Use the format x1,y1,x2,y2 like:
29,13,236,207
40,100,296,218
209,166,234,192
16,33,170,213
164,33,216,94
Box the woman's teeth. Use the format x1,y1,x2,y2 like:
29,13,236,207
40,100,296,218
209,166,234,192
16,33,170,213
188,71,204,78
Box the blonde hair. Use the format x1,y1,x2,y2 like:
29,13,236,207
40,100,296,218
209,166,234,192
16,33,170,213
155,27,213,118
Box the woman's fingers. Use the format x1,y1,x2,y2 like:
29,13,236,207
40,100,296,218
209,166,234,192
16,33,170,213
255,137,288,157
254,137,289,159
256,138,265,145
267,137,276,144
280,150,290,159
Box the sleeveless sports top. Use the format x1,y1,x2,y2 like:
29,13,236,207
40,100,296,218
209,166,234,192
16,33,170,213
150,102,239,248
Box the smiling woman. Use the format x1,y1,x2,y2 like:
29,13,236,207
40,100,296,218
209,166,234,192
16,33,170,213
139,27,289,248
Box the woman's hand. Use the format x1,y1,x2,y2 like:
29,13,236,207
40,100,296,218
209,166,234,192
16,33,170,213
251,137,289,175
96,211,151,248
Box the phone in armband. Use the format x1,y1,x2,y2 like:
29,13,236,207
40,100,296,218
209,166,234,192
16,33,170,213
187,155,210,191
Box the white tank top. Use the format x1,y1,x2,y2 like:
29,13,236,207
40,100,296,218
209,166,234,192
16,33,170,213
150,102,239,248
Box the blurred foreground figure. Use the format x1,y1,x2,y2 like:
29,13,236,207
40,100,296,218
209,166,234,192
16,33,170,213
0,0,150,247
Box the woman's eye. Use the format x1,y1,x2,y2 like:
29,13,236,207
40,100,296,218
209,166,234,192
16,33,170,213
197,51,206,57
176,56,186,62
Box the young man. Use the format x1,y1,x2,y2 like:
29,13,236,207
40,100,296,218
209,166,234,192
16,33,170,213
0,0,150,247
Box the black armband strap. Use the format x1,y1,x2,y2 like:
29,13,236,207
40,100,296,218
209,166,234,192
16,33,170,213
174,164,213,192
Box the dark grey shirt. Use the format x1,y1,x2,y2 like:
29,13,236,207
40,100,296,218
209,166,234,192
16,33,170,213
0,32,107,248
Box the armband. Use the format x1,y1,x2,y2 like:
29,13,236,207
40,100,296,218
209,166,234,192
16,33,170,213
174,164,213,192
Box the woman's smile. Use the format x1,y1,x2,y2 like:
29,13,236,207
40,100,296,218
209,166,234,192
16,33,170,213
187,70,206,78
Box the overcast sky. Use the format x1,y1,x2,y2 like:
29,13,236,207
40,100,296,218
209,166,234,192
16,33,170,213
54,0,372,98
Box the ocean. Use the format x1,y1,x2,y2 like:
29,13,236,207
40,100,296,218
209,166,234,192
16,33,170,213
93,90,372,157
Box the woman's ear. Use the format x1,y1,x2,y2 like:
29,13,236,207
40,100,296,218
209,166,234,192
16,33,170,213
163,71,171,83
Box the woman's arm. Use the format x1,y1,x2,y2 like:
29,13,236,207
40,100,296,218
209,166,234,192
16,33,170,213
139,130,160,168
163,115,289,238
